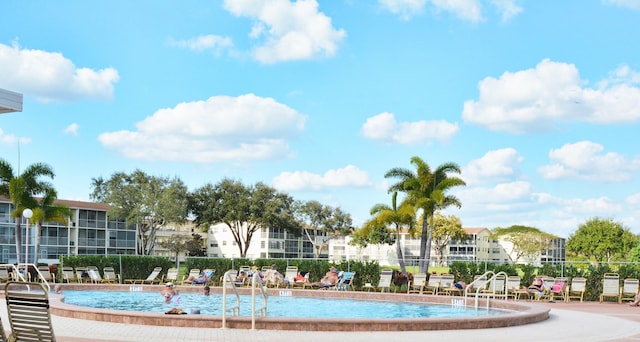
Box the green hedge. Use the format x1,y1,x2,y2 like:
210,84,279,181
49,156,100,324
59,255,174,282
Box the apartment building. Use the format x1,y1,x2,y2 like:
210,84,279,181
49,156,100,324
0,197,135,265
0,197,565,266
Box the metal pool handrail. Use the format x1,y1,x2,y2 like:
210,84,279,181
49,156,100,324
221,270,240,328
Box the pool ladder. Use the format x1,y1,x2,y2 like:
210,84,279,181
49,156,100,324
0,263,51,293
464,271,508,309
221,270,268,330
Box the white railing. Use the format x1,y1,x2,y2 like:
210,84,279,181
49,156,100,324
464,270,508,309
221,270,240,329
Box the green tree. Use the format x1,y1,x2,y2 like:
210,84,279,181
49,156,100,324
421,213,467,266
0,159,55,264
491,225,557,263
185,233,206,257
90,169,189,255
385,156,465,273
296,200,353,259
189,179,298,258
32,188,71,263
158,234,189,268
358,192,415,274
566,217,635,262
629,236,640,262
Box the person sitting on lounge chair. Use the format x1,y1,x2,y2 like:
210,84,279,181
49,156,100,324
234,271,247,286
312,267,339,288
264,264,286,287
185,270,214,285
527,277,545,297
294,271,310,285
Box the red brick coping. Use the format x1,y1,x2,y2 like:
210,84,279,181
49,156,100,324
48,284,549,331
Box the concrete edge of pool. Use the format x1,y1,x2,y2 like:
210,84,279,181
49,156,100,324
47,284,550,331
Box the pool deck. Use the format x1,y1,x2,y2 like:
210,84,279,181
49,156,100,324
3,296,640,341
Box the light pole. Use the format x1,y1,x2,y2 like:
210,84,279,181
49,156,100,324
22,208,33,266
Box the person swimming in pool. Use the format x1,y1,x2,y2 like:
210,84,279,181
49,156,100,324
162,282,178,303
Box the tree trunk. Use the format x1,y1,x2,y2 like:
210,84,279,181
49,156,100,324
15,221,22,265
424,212,434,275
418,214,429,273
395,235,407,275
34,223,42,265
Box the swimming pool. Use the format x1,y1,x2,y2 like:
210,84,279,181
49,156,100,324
49,284,550,331
61,290,507,319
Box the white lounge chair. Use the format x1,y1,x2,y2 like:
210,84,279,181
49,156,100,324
599,273,620,303
619,278,639,304
566,277,587,302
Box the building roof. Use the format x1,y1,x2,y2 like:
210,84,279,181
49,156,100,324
463,227,489,235
0,88,23,114
0,196,110,211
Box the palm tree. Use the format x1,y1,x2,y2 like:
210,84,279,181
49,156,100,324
32,188,71,263
385,156,465,274
367,192,415,275
0,159,55,264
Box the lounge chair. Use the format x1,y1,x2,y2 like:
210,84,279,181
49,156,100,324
566,277,586,302
334,272,355,291
373,269,394,292
102,267,120,284
437,274,455,295
506,276,530,300
599,273,620,303
0,266,10,283
408,273,427,294
60,266,75,283
5,281,56,341
423,274,442,295
0,315,7,342
75,267,88,283
37,266,55,283
86,266,103,284
164,267,179,284
183,269,214,286
284,266,298,288
547,277,568,302
181,269,200,285
619,278,639,304
125,267,163,285
480,274,507,298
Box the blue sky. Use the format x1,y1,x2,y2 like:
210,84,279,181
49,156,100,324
1,0,640,239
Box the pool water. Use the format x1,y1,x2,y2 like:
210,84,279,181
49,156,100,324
61,290,509,319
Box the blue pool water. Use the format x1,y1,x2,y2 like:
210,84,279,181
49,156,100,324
61,290,509,319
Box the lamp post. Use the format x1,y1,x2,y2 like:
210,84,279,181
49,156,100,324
22,208,33,266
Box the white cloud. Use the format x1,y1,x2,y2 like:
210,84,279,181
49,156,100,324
64,123,79,136
379,0,521,22
378,0,427,20
462,59,640,133
537,141,640,181
223,0,346,63
627,193,640,207
361,112,459,144
0,129,30,145
98,94,306,163
603,0,640,10
272,165,372,191
489,0,523,21
0,42,119,102
462,148,523,185
456,181,532,207
168,35,233,53
431,0,484,22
